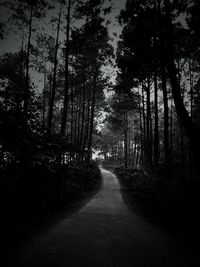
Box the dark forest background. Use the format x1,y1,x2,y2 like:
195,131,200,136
0,0,200,251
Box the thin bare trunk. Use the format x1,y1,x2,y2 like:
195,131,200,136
87,70,97,166
170,99,173,155
146,78,151,169
188,60,193,170
154,71,159,166
60,0,72,138
138,87,144,167
42,58,47,134
142,83,147,166
71,86,74,144
77,94,81,148
47,5,62,136
24,3,33,126
80,82,86,151
124,111,128,169
162,68,170,172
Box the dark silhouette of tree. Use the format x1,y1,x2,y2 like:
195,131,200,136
0,22,5,39
162,0,200,172
60,0,72,139
47,3,62,136
72,0,113,165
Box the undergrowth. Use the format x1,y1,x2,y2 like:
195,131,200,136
115,166,200,246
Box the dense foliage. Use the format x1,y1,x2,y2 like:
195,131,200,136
0,0,114,233
99,0,200,180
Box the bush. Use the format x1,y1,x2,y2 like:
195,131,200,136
115,166,200,241
0,160,101,231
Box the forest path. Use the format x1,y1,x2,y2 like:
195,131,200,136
5,168,194,267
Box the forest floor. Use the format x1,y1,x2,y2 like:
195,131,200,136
114,166,200,261
2,168,198,267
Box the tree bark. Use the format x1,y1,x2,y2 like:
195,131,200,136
188,60,193,170
74,100,78,146
133,141,137,168
87,70,97,166
47,5,62,136
138,87,144,167
146,78,151,169
161,68,170,172
164,0,200,172
124,111,128,169
24,3,33,126
82,99,91,162
77,94,81,149
70,85,74,145
142,83,147,166
42,58,47,134
169,99,173,155
154,70,159,167
80,81,86,152
60,0,71,138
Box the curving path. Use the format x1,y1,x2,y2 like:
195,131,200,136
5,169,194,267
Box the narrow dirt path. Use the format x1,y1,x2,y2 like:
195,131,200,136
5,169,194,267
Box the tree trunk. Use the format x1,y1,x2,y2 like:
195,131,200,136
161,68,170,173
128,129,131,166
136,143,139,168
133,141,137,168
18,34,25,113
77,95,81,149
74,101,78,146
82,99,91,162
142,83,147,167
188,60,193,171
87,70,97,166
24,3,33,126
80,81,86,152
60,0,71,138
180,123,185,176
169,99,173,155
42,58,47,134
150,101,153,168
47,5,62,136
138,87,144,167
164,0,200,172
146,78,151,169
154,71,159,167
70,85,74,145
124,111,128,169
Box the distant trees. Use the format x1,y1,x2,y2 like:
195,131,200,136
98,0,200,176
98,81,139,169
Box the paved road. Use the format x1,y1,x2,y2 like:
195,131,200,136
5,169,195,267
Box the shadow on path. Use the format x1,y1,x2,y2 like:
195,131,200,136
4,168,195,267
